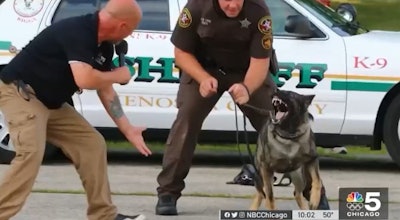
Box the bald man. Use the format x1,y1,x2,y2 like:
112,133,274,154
0,0,148,219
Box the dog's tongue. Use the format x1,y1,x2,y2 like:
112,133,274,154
276,111,285,120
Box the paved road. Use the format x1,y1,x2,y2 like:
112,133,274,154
0,151,399,220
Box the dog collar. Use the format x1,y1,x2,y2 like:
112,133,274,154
273,128,309,140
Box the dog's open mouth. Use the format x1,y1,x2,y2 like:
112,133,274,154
270,96,288,124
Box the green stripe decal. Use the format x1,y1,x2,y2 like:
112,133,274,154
331,81,395,92
0,40,11,50
0,41,11,50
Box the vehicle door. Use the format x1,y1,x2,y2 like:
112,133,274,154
265,0,347,134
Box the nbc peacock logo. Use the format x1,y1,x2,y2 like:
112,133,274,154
346,192,364,211
339,187,388,220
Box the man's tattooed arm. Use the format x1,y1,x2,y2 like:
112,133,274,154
109,94,124,119
97,86,131,133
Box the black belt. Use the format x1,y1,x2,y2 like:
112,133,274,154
205,66,246,76
220,66,247,75
200,60,246,75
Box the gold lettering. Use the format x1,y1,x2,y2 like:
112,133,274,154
314,104,327,114
123,96,177,108
124,96,137,106
156,98,174,108
139,96,153,107
226,101,235,111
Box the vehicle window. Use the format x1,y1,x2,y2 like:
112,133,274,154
52,0,103,24
265,0,324,37
101,0,170,31
295,0,368,36
131,0,170,31
137,0,170,31
53,0,170,31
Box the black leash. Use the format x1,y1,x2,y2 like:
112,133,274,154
233,103,254,166
233,103,266,195
242,103,270,116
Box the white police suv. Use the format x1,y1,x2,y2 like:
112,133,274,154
1,0,400,166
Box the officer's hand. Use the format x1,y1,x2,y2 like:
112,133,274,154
113,66,132,84
124,126,152,157
228,83,250,105
199,77,218,98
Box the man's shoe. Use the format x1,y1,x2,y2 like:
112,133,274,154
115,213,146,220
155,195,178,215
318,193,331,210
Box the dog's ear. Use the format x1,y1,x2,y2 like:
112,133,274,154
304,94,315,106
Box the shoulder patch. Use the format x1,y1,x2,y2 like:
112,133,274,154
261,35,272,50
258,16,272,34
178,8,192,28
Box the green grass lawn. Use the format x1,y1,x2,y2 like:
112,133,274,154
331,0,400,31
107,140,388,160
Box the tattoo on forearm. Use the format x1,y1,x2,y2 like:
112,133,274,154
110,95,124,118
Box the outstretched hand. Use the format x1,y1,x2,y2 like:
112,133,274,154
124,126,152,156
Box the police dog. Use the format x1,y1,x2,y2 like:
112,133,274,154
249,89,323,210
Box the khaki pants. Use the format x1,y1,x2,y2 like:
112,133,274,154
0,81,117,220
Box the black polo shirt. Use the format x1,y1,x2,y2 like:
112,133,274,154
0,12,114,109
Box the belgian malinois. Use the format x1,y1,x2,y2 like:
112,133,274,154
249,89,323,210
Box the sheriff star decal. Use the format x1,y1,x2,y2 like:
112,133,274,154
178,8,192,28
261,35,272,50
258,16,272,34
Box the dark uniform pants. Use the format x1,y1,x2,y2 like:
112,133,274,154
0,80,117,220
156,72,276,198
